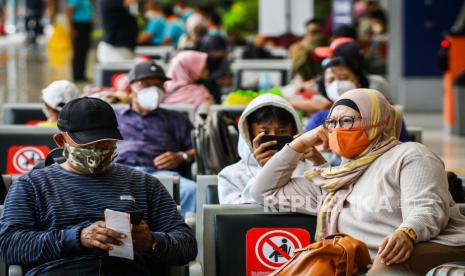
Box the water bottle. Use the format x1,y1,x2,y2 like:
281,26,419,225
258,73,273,91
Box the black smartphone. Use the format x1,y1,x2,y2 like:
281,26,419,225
129,210,144,225
259,135,294,151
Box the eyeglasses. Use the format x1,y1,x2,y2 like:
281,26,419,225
322,116,362,130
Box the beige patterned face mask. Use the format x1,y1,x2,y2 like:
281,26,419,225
63,143,118,174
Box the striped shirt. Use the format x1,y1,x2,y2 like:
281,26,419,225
0,163,197,275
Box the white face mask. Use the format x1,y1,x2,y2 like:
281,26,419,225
326,80,357,102
136,86,164,111
42,107,50,118
145,10,160,20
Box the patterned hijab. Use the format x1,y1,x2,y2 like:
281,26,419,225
305,89,402,240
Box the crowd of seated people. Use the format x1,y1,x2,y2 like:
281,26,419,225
1,2,465,274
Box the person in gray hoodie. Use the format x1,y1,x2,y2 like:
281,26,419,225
218,94,325,204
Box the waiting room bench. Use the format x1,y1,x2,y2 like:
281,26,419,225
2,103,195,124
134,45,175,62
230,59,292,89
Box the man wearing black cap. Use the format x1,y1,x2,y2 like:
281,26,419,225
115,60,197,217
0,97,197,275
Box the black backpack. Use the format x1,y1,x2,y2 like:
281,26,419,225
32,148,65,170
192,111,240,174
0,175,7,205
447,172,465,203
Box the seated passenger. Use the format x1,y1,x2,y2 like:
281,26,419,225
137,3,165,46
173,2,193,22
160,4,186,47
314,38,393,101
115,60,197,216
289,18,325,64
38,80,80,127
218,94,324,204
250,89,465,275
177,13,208,50
304,57,409,142
178,21,208,51
207,13,224,36
284,69,333,114
164,50,212,111
0,97,197,275
289,18,327,83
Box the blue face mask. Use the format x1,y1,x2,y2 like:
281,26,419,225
180,9,193,21
174,6,192,15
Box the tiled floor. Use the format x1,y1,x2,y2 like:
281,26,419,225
1,34,465,173
404,113,465,172
0,33,90,105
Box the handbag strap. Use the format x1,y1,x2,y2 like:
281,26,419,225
336,236,357,275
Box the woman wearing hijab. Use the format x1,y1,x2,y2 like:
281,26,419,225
250,89,465,274
163,50,212,111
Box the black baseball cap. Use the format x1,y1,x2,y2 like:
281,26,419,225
128,61,170,84
333,41,364,66
57,97,123,145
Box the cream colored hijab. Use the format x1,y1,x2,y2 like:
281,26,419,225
305,89,402,240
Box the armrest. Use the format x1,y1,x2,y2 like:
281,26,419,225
189,261,202,276
191,162,198,180
8,265,23,276
185,213,196,234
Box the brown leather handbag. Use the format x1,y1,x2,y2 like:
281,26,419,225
270,234,372,276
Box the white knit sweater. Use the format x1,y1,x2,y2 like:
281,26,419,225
250,142,465,256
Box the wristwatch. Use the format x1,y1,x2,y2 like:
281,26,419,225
151,239,157,254
179,151,191,163
397,227,417,243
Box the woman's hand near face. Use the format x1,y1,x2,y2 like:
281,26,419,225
252,132,278,167
290,126,329,154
